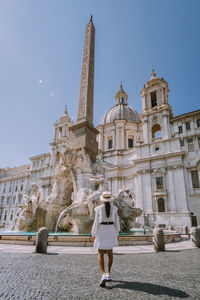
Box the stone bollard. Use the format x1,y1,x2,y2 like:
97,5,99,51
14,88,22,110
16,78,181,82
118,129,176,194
168,225,173,231
153,228,165,252
190,227,200,248
183,226,189,235
35,227,49,254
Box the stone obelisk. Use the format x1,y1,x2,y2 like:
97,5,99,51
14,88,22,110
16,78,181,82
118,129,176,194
69,16,98,161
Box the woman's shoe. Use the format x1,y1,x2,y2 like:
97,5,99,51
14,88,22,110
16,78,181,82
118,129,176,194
106,273,111,281
99,273,106,287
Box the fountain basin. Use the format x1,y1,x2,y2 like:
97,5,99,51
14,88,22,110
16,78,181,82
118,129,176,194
0,231,181,247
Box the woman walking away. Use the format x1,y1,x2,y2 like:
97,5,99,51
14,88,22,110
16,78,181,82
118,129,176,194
91,191,120,287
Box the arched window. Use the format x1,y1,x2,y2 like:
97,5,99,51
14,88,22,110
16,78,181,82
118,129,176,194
108,137,113,150
158,198,165,212
55,152,60,164
58,127,62,138
152,124,162,139
151,91,157,108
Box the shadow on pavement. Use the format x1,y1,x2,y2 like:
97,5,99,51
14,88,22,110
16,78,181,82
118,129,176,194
164,250,181,253
33,252,58,255
109,280,189,297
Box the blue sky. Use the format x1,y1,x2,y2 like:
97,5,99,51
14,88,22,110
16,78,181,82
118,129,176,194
0,0,200,167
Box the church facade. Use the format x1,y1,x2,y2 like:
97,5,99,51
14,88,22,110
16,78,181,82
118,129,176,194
0,19,200,230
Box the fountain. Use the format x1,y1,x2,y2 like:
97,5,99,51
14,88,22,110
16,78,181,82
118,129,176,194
10,147,142,235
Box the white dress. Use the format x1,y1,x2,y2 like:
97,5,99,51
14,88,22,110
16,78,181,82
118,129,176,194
91,204,120,250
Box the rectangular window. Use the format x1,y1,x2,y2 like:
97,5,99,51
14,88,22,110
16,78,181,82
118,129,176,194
198,136,200,148
191,170,200,188
151,91,157,108
128,138,134,148
18,195,22,204
197,119,200,128
156,177,164,190
4,212,7,221
188,138,194,151
108,138,113,149
186,122,191,130
0,210,2,220
178,126,183,133
180,139,184,147
1,196,4,205
7,197,11,205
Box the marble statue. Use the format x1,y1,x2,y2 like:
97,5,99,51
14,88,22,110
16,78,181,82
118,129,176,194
114,188,141,232
13,183,44,231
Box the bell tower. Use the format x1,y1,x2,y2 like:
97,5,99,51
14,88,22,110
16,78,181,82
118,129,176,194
140,69,170,113
69,16,98,161
140,69,173,143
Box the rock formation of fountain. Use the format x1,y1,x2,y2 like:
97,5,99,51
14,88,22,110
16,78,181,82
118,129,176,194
13,147,141,233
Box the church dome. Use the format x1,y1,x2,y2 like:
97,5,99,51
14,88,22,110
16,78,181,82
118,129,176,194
101,84,140,124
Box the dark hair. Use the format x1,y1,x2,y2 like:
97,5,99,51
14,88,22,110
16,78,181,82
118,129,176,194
105,202,110,218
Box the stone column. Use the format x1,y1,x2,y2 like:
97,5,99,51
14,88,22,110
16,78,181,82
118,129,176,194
142,171,152,212
162,111,170,140
98,126,104,152
173,167,188,212
167,169,176,212
136,172,143,209
116,122,125,150
142,117,149,144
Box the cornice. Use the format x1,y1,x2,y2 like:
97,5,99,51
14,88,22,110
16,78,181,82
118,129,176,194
171,109,200,121
0,173,30,183
134,151,185,164
140,104,172,119
29,153,50,160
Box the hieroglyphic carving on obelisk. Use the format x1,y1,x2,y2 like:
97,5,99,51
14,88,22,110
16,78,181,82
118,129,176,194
69,16,98,161
77,16,95,125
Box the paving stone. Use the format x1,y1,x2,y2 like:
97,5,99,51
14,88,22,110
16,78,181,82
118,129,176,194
0,249,200,299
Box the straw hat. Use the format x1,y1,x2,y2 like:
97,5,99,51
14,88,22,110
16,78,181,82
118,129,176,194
100,191,114,202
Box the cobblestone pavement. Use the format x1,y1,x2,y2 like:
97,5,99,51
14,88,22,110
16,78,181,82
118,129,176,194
0,249,200,300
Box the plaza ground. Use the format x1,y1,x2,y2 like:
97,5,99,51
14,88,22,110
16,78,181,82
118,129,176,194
0,240,200,300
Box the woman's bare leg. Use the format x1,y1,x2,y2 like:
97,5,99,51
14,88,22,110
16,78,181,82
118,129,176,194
107,249,113,273
98,249,105,274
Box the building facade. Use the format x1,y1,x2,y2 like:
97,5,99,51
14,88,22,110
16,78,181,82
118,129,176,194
97,70,200,228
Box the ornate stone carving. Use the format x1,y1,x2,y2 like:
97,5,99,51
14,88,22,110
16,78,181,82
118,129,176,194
137,169,151,175
114,188,141,232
